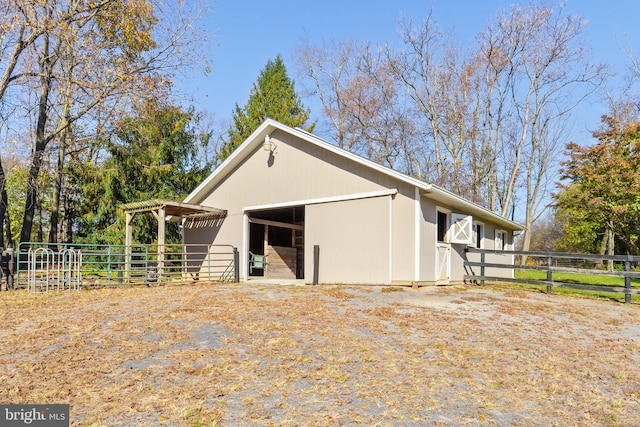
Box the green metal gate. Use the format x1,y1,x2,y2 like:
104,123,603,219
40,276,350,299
16,242,238,289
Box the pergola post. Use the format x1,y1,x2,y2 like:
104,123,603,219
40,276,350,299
125,212,134,282
157,206,166,281
264,224,269,277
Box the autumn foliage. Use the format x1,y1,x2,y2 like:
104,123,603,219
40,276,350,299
556,116,640,255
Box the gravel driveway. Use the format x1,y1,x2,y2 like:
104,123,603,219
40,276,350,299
1,282,638,426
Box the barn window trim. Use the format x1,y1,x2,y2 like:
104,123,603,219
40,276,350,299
472,220,485,249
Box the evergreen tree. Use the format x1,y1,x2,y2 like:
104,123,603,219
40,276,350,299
73,100,212,245
218,55,313,161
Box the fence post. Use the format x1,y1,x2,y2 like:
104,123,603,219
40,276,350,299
6,247,12,290
625,257,631,304
480,251,485,286
546,256,553,294
313,245,320,286
233,247,240,283
117,256,124,285
15,245,23,289
107,245,112,286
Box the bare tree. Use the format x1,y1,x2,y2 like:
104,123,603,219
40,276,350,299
296,39,368,152
390,12,448,183
3,0,209,244
0,0,106,245
493,4,604,251
298,3,604,252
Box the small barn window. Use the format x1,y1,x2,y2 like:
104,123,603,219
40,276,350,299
495,229,506,250
437,210,448,242
473,221,484,248
450,214,473,245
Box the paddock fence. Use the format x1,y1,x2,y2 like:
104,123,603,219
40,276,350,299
464,248,640,303
13,242,239,292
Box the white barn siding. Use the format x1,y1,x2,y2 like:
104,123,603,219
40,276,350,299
305,196,391,284
390,184,419,284
186,130,412,284
419,196,438,282
183,120,523,285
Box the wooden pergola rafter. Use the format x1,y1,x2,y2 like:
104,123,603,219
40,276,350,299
119,199,227,279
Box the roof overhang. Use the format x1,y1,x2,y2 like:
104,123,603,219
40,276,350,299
183,119,524,231
420,186,523,231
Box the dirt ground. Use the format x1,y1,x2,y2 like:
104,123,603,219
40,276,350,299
1,282,639,426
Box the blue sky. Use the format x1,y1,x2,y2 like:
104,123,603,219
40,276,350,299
180,0,640,143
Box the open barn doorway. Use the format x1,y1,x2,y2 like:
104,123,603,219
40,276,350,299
248,206,304,279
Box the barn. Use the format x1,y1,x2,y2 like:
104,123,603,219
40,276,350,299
182,119,523,285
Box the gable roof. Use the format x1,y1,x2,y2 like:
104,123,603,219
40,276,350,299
184,119,523,231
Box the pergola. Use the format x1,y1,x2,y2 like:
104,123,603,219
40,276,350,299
119,199,227,278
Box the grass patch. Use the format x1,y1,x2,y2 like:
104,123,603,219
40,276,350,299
381,286,405,293
490,281,640,303
516,269,640,287
504,270,640,303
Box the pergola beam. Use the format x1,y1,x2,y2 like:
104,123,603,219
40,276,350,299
120,199,227,217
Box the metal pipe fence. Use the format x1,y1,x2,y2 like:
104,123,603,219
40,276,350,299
15,242,238,290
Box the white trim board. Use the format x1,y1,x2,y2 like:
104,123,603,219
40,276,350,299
389,194,394,285
414,187,421,282
243,189,398,212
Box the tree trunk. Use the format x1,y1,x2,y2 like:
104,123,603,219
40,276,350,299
48,110,70,244
5,213,13,249
519,224,533,267
48,45,74,245
607,224,615,272
36,202,44,243
48,153,63,245
0,158,7,249
20,134,51,245
62,188,73,243
593,231,608,269
20,32,53,245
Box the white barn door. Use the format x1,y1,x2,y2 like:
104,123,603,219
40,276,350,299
436,242,451,282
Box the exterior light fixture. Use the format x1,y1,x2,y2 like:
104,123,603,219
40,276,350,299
263,134,274,151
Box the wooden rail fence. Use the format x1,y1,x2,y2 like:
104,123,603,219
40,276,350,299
464,248,640,303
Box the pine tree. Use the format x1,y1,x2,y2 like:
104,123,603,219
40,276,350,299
218,55,313,161
73,100,212,245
